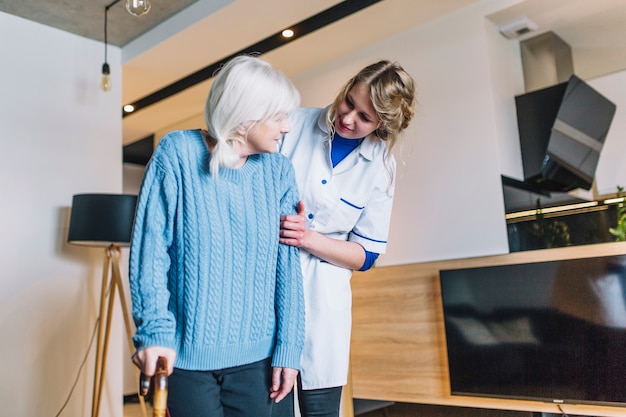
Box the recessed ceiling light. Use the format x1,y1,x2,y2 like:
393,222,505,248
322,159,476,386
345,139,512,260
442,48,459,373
122,0,383,118
123,104,135,113
282,29,294,38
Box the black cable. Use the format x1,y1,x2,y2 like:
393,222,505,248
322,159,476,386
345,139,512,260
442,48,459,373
104,7,108,64
103,0,121,66
557,404,570,417
54,316,101,417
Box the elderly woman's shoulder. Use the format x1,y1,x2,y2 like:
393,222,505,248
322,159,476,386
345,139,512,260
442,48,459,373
154,129,204,151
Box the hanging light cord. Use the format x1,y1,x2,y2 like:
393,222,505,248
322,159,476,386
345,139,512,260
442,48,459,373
100,0,150,91
53,316,101,417
103,0,121,64
103,7,108,64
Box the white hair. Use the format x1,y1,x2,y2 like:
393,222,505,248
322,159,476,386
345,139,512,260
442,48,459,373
204,55,300,176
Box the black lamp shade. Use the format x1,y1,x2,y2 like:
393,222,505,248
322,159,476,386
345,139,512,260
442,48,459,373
68,194,138,247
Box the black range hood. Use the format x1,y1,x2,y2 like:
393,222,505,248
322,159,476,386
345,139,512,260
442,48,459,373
515,74,616,192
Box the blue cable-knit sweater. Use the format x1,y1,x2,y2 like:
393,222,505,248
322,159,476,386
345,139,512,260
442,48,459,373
129,129,305,371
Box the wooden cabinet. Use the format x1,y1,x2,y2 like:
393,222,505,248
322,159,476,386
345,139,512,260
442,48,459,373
349,242,626,417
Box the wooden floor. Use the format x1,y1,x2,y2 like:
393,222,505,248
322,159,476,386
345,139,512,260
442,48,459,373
124,399,151,417
125,399,549,417
358,402,535,417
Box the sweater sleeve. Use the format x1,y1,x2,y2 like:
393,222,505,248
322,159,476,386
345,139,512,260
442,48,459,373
129,138,178,353
272,157,306,370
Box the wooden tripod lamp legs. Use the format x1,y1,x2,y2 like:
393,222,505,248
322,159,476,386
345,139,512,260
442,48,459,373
91,245,148,417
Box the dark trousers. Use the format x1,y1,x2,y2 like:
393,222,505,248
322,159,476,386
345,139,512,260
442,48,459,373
272,378,343,417
167,357,274,417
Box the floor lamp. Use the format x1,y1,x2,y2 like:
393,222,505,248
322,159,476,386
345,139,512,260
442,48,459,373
68,193,148,417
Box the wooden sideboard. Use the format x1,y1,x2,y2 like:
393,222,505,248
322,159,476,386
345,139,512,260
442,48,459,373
348,242,626,417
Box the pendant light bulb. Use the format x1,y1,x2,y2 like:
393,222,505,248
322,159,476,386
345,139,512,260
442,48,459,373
101,63,112,92
126,0,151,17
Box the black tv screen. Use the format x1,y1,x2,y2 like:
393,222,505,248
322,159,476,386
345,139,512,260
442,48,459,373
439,255,626,406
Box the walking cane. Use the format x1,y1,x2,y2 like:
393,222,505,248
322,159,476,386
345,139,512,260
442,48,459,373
139,356,168,417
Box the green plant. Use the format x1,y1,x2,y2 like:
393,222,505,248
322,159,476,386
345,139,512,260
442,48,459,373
609,185,626,241
531,199,571,248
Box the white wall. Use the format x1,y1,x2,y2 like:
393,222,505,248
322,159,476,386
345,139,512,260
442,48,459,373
590,70,626,196
0,12,124,417
121,163,144,395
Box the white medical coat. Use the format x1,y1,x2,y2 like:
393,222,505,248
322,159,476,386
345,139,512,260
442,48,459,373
279,107,396,389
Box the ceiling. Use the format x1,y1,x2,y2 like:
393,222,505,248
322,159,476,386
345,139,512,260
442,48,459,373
2,0,626,146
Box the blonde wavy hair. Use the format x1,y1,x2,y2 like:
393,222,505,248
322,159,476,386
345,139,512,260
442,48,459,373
326,60,416,181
